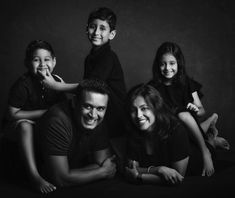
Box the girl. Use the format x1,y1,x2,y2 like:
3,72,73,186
149,42,229,177
125,84,207,185
4,40,65,193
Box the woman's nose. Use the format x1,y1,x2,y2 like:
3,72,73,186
137,109,143,118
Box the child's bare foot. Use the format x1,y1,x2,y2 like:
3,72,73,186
209,113,219,137
33,177,56,194
202,149,214,177
214,136,230,150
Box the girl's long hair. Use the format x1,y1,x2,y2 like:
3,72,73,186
126,84,179,139
152,42,187,85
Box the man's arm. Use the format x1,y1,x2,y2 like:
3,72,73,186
45,149,116,187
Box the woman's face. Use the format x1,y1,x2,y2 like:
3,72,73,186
131,96,156,132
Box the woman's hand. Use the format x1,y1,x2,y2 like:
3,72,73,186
158,166,184,185
127,160,139,169
125,160,140,183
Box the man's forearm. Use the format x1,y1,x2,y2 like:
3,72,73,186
55,165,106,187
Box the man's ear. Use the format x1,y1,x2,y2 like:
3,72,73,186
109,30,116,40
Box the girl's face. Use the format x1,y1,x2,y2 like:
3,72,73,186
29,49,56,76
131,96,156,132
87,19,116,47
160,53,178,81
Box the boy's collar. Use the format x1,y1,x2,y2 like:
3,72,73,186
90,42,110,54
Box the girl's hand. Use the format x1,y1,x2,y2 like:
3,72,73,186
186,103,199,113
158,166,184,185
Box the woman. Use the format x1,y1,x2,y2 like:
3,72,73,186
125,84,212,185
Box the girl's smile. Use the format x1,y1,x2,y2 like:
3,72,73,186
160,53,178,81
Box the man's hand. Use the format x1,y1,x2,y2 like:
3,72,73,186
101,155,116,179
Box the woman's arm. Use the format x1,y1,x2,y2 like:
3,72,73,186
8,106,47,120
125,160,184,185
171,157,189,177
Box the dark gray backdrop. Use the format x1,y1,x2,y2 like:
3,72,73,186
1,0,235,149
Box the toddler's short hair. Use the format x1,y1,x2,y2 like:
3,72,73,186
24,40,55,68
87,7,117,31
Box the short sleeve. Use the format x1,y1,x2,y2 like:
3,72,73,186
40,116,73,156
188,77,203,98
168,124,190,162
8,79,28,108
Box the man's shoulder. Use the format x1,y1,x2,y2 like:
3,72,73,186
44,100,72,121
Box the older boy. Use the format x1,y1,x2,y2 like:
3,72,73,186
40,7,127,138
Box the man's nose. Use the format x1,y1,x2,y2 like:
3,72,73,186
89,108,98,118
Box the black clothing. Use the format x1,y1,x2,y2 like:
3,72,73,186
38,100,109,168
84,43,127,137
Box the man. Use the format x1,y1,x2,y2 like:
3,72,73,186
37,79,116,188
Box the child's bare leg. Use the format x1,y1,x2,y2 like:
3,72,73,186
200,113,218,136
178,112,214,177
17,121,56,193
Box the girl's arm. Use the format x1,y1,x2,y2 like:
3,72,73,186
191,91,206,116
8,106,47,121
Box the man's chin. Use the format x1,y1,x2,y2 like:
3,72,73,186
81,121,98,130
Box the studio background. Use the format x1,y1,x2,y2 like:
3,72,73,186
0,0,234,148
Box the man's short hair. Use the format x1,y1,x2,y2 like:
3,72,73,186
75,79,110,100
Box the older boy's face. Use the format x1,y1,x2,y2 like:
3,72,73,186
87,19,116,47
30,49,56,77
78,91,108,130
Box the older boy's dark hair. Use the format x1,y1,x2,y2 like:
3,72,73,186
87,7,117,31
24,40,55,68
152,41,186,85
75,78,111,101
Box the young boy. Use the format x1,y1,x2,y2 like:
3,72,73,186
41,7,127,138
3,40,66,193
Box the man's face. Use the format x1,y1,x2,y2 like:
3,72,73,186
79,91,108,130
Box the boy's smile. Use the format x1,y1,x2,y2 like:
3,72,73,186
30,49,56,77
87,19,116,47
